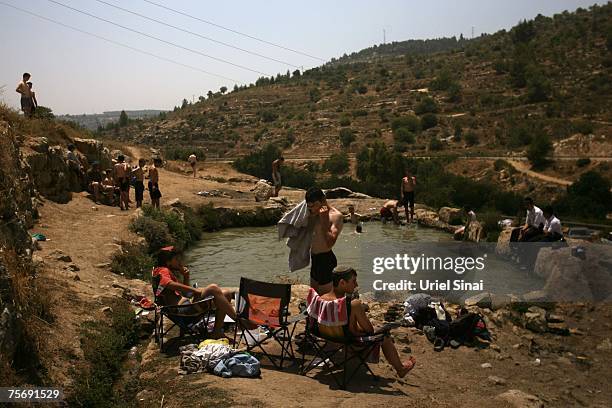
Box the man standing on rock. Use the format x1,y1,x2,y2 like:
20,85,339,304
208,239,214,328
307,187,344,295
272,156,284,197
401,169,416,223
16,72,34,118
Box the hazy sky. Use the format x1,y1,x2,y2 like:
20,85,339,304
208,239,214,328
0,0,606,114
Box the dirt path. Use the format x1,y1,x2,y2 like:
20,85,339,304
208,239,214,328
507,160,573,187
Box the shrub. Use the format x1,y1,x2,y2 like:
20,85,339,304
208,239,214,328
391,115,420,132
527,134,552,168
465,132,479,146
339,116,351,126
323,152,350,174
576,158,591,167
415,97,439,115
429,138,443,151
352,109,368,117
480,212,503,242
309,88,321,102
68,299,138,407
32,106,55,120
110,242,154,280
163,146,207,161
129,215,172,252
393,127,415,144
421,113,438,130
555,171,611,219
260,109,278,123
572,120,594,135
339,128,355,147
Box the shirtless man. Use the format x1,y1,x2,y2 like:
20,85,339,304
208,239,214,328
114,155,130,210
272,157,285,197
380,200,402,225
132,159,146,208
401,169,417,223
306,187,344,295
16,72,33,117
188,154,197,178
148,158,162,208
347,204,363,233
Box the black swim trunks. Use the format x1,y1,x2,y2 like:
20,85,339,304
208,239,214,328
134,181,145,201
402,191,415,208
118,178,130,192
148,181,162,199
310,250,337,286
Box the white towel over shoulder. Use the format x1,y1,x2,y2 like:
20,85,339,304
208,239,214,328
277,200,312,272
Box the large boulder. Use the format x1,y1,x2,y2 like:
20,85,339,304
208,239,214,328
496,390,543,408
495,228,513,257
438,207,462,224
27,146,78,203
252,180,274,202
536,244,612,302
73,137,112,169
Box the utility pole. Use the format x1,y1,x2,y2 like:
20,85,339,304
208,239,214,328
383,28,386,44
471,26,475,39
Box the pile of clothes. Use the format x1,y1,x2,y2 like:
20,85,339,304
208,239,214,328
178,339,260,378
402,293,492,351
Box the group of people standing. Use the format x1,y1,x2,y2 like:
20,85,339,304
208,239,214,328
16,72,38,118
86,154,163,210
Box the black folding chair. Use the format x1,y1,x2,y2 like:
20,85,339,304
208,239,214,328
300,299,393,389
154,297,216,352
233,277,305,369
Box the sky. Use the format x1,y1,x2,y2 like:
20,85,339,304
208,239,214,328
0,0,607,115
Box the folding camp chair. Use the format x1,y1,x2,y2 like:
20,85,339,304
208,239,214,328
300,297,393,389
233,277,305,369
154,297,216,352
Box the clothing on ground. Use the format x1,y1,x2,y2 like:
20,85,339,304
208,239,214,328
277,200,313,271
213,353,260,378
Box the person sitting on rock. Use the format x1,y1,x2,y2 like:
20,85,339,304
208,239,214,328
307,266,416,378
380,200,402,225
510,197,544,242
530,206,563,242
454,206,477,240
152,246,254,339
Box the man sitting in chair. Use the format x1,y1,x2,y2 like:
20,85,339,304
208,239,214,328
308,266,416,378
152,246,254,339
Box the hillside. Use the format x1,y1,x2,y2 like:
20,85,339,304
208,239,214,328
101,3,611,160
59,110,167,131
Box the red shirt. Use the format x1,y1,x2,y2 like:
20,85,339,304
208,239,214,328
152,266,178,298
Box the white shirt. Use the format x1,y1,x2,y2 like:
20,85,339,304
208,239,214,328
467,210,476,221
544,216,562,235
526,206,545,227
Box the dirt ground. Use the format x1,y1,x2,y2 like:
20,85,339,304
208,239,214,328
30,158,612,407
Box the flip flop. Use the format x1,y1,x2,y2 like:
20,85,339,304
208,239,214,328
434,337,445,352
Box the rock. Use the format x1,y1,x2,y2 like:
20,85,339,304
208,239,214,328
167,198,181,207
95,262,111,268
546,314,564,323
596,338,612,351
252,180,274,202
73,137,112,169
524,308,548,333
556,356,572,365
348,192,371,199
487,375,507,385
481,362,492,369
512,290,555,312
465,293,492,309
67,264,80,272
547,322,570,336
57,254,72,262
27,137,49,153
496,390,543,408
100,306,113,315
438,207,462,224
495,228,513,257
490,344,501,352
73,274,81,281
323,187,354,199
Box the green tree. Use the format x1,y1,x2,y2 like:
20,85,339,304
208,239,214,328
527,134,552,168
393,127,416,144
339,128,355,147
323,152,350,174
557,171,611,219
391,115,420,133
420,113,438,130
33,106,55,120
512,20,536,44
429,138,443,151
207,90,213,99
309,88,321,103
415,97,439,115
119,110,128,127
181,99,189,109
220,86,227,94
465,132,479,146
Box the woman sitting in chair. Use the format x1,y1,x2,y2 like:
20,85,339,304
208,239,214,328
307,266,416,378
152,246,253,339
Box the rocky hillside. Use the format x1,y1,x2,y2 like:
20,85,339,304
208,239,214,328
102,3,611,159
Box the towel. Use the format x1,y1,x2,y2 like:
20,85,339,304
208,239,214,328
306,288,348,326
277,200,313,271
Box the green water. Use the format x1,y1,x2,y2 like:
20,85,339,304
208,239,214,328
186,222,453,288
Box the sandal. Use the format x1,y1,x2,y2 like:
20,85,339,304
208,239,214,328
433,337,445,352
